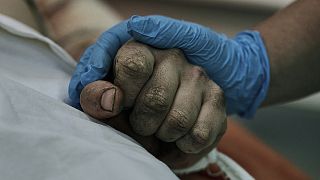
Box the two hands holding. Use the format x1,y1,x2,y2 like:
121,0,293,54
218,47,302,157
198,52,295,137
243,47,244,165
80,41,226,169
68,15,270,169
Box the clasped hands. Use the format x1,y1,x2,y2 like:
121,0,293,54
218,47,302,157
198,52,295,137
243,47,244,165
80,41,227,169
72,15,269,169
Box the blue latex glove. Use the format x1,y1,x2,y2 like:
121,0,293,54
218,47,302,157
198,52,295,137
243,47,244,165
69,15,270,118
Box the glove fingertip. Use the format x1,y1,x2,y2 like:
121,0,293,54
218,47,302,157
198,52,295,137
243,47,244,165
127,15,161,39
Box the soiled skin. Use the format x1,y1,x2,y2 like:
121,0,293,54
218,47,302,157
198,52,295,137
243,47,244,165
115,41,227,153
80,41,227,168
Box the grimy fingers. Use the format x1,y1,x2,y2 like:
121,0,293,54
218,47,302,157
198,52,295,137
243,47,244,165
114,41,155,107
176,81,227,153
80,80,124,119
129,49,182,136
156,65,206,142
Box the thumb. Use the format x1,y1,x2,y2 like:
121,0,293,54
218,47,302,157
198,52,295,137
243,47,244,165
80,80,124,120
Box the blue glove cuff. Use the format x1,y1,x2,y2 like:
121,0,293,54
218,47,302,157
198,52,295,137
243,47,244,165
234,30,270,118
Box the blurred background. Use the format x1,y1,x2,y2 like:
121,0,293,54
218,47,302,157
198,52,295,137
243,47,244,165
1,0,319,178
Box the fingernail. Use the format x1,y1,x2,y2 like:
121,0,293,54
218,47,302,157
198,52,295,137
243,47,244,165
101,88,116,112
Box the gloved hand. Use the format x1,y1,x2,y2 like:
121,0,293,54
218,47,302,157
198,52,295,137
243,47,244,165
69,15,270,118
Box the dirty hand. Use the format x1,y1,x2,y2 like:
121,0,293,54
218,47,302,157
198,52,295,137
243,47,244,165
69,15,269,118
80,41,227,154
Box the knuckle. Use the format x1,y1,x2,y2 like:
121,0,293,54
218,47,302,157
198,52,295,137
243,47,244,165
190,129,211,147
142,86,170,112
188,66,208,81
117,55,147,77
167,109,191,132
116,47,153,78
207,80,226,108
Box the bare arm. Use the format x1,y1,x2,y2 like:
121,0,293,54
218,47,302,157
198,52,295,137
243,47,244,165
255,0,320,106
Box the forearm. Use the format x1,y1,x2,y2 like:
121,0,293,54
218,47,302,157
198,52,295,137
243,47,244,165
255,0,320,106
29,0,122,60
